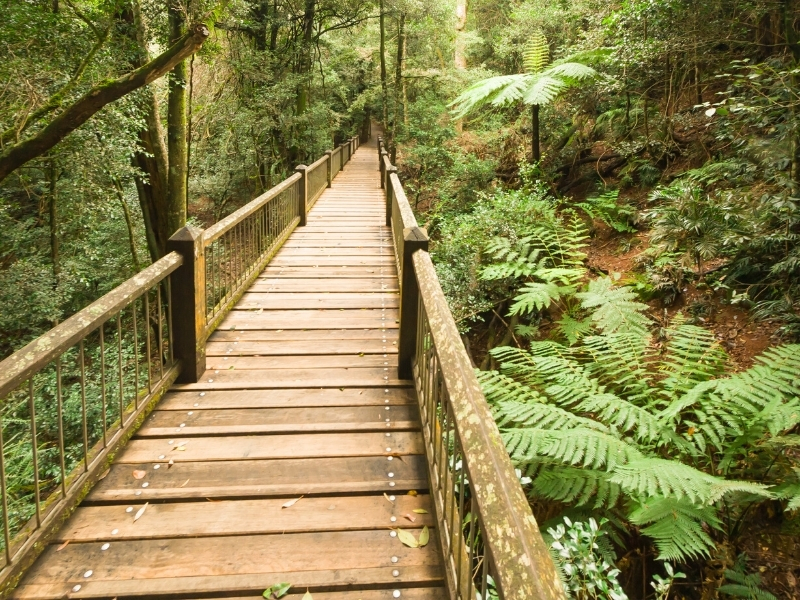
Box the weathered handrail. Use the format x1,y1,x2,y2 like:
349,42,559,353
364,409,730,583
0,253,183,593
377,136,565,600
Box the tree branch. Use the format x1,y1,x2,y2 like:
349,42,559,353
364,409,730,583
0,23,210,184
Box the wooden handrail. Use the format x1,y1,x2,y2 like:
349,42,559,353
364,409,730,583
378,137,566,600
0,252,182,398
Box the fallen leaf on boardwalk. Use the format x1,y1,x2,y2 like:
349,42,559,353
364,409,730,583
262,582,291,598
282,496,303,509
132,470,146,480
180,479,190,487
419,526,430,547
359,353,365,357
133,502,149,522
228,365,235,370
396,528,418,548
403,513,416,522
412,508,428,514
407,490,418,497
302,591,313,600
175,444,187,451
98,468,110,481
384,493,394,504
56,540,69,551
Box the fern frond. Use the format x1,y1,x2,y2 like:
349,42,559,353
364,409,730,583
449,74,530,117
628,497,719,561
582,333,655,403
502,428,643,470
522,31,549,74
509,282,568,314
555,314,594,345
542,61,598,81
576,278,651,335
521,74,568,106
611,458,771,504
534,467,623,509
660,318,728,399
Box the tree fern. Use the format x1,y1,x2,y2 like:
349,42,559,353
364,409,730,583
534,467,623,510
523,31,549,74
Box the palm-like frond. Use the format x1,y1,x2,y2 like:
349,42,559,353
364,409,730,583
533,467,623,509
449,74,530,118
521,75,568,106
576,278,652,335
523,31,549,74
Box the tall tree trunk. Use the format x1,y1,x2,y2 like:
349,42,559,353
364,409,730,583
455,0,468,69
392,12,405,162
379,0,388,136
48,158,59,281
167,1,188,239
784,0,800,187
531,104,540,162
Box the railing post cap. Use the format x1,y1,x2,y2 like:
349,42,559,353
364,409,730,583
168,224,203,243
324,150,333,156
294,164,308,172
403,226,428,242
387,164,398,173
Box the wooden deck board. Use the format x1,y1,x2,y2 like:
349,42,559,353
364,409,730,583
12,138,445,599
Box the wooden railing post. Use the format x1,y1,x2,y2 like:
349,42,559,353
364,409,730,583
385,164,397,226
380,149,388,188
295,164,308,226
324,151,333,187
398,227,428,379
377,136,383,170
167,226,206,383
339,142,348,169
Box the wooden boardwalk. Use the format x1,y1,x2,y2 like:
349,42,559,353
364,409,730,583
13,141,445,598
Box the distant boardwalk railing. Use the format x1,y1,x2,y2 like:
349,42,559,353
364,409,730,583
0,134,360,594
379,137,565,600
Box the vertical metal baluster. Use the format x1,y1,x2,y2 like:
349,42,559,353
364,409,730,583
167,278,175,365
78,342,88,470
100,323,107,446
224,232,230,305
156,284,164,381
132,299,140,409
480,543,489,600
0,411,11,564
212,242,218,317
56,355,67,497
144,292,152,393
456,445,467,596
467,494,477,600
116,313,125,428
447,402,458,560
28,379,41,527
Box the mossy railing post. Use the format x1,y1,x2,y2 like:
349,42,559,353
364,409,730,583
398,226,428,379
385,164,397,226
167,225,206,383
324,150,333,187
295,164,308,226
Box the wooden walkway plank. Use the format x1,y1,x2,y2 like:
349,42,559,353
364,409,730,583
13,137,444,599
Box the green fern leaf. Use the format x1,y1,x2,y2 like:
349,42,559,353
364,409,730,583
533,467,622,509
576,278,651,335
523,31,549,74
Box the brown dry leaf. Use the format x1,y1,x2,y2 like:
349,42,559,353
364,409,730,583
98,468,110,481
56,540,69,552
407,490,418,497
418,526,430,547
282,496,303,509
396,528,418,548
180,478,190,488
132,470,146,480
412,508,428,514
384,493,394,504
403,513,416,523
133,502,149,522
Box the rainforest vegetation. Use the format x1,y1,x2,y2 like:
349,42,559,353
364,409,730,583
1,0,800,598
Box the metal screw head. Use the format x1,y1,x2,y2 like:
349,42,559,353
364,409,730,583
159,455,165,459
389,495,396,501
390,531,397,537
72,585,82,592
111,529,119,535
391,556,398,563
390,516,397,522
142,482,149,488
153,464,160,470
389,481,396,487
393,570,400,577
388,472,394,477
135,491,142,496
84,570,93,578
387,456,393,461
386,448,391,452
101,543,110,551
126,507,133,513
393,591,401,598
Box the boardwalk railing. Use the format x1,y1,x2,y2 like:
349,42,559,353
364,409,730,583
378,136,565,600
0,135,359,593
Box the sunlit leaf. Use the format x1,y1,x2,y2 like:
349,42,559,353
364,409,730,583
133,502,149,522
132,470,146,479
262,582,291,598
419,526,430,547
396,528,418,548
412,508,428,514
282,496,303,509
